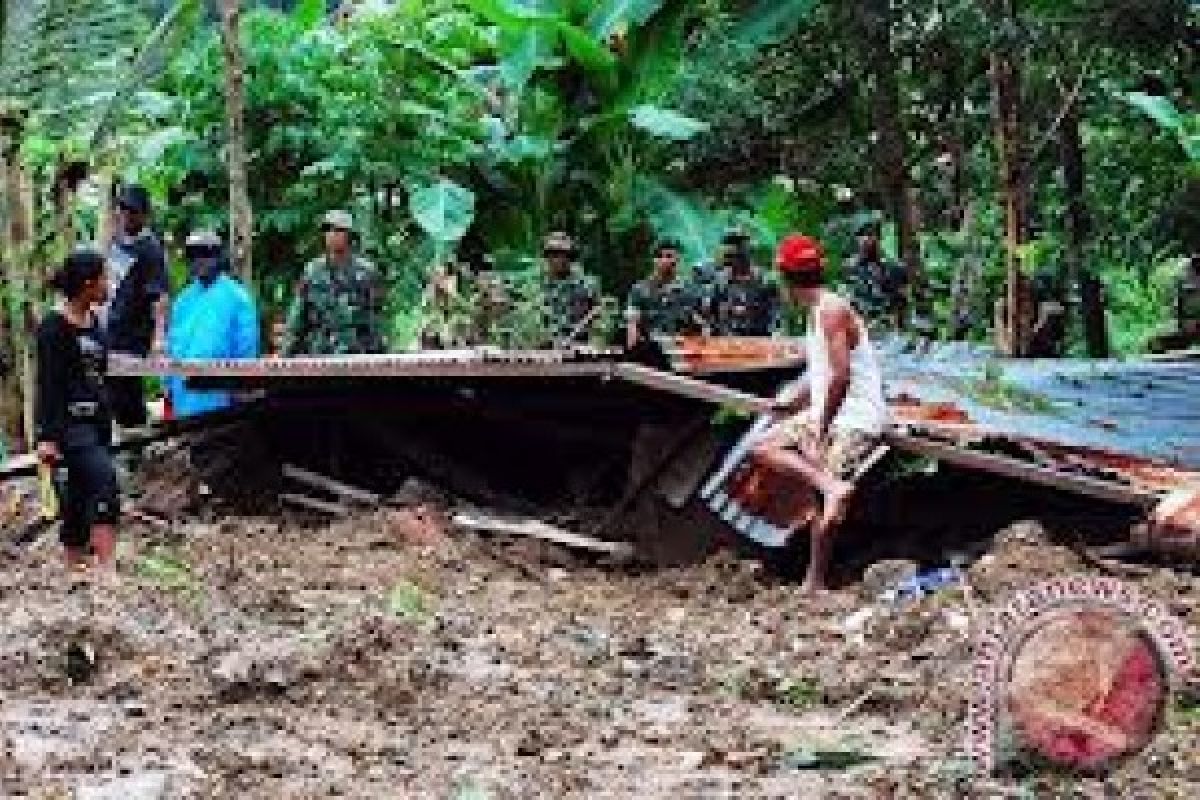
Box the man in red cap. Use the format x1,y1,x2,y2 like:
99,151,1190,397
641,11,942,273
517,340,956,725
753,234,889,593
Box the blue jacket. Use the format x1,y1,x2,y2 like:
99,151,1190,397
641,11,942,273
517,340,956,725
166,275,260,417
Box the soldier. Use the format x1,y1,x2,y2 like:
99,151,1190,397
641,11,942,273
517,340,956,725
282,210,386,357
843,220,908,330
1028,269,1067,358
1177,255,1200,342
468,253,511,346
419,257,474,350
711,228,780,336
537,232,600,347
625,239,704,348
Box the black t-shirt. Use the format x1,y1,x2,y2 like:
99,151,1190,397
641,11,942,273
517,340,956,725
35,311,111,446
104,229,168,354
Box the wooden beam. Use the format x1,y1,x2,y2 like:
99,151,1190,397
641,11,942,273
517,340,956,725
612,364,774,415
886,431,1159,509
453,510,635,559
281,493,349,517
282,464,382,507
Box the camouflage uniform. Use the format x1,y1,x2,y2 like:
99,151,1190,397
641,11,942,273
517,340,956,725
542,268,600,345
690,261,723,326
283,254,387,356
626,277,703,340
712,270,780,336
843,255,907,329
470,269,513,345
419,262,476,349
1178,261,1200,336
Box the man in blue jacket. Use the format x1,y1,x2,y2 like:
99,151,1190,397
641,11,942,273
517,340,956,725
166,231,260,418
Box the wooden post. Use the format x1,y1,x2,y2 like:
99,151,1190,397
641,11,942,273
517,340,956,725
219,0,253,285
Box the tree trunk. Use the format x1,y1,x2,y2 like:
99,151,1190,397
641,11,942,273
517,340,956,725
863,0,921,325
989,0,1029,356
0,152,19,450
220,0,253,284
1,135,36,452
950,201,983,340
98,167,116,252
1060,102,1108,358
18,165,37,451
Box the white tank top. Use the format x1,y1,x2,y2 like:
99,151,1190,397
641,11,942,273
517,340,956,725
806,294,889,435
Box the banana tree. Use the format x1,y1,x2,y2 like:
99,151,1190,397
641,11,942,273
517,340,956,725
0,0,198,449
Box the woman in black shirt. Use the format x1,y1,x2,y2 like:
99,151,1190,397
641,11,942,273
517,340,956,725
35,249,120,570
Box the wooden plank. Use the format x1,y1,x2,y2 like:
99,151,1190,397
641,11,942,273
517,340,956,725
612,364,775,415
281,493,349,517
282,464,382,507
453,511,635,559
886,431,1159,509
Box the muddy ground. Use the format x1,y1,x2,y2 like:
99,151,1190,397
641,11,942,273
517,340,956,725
0,490,1197,798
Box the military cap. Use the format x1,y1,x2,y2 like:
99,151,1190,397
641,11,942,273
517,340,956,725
185,230,222,249
321,209,356,233
855,213,884,236
721,226,751,246
542,231,577,256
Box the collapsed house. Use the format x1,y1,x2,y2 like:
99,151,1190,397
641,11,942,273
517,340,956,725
3,338,1198,570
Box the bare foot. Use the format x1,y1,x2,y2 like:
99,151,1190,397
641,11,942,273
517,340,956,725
800,576,828,596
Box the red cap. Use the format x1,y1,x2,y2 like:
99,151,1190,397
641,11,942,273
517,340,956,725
776,234,824,273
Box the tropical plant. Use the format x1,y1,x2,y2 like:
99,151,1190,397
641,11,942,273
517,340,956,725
0,0,198,448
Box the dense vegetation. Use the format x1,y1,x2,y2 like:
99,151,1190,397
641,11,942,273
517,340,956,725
1,0,1197,448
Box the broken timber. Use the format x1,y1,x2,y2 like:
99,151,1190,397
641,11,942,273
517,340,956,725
282,464,382,508
281,492,350,517
453,510,635,559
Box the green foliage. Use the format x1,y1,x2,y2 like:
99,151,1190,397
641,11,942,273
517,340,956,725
587,0,666,39
628,105,709,141
728,0,820,49
774,675,822,711
386,579,434,622
8,0,1182,359
956,364,1059,415
410,180,477,245
1123,92,1200,163
137,545,200,601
